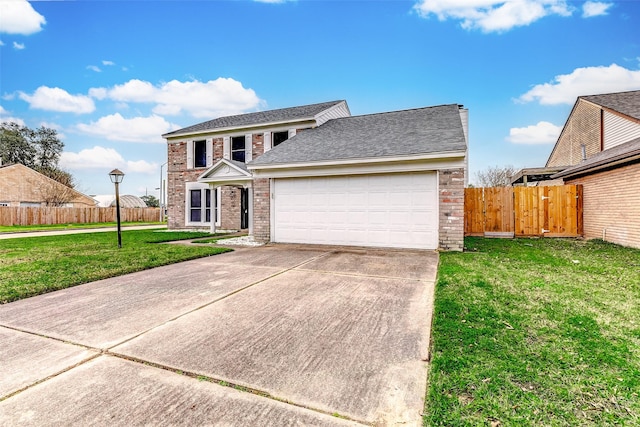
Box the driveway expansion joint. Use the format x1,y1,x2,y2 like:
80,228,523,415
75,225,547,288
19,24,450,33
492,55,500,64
294,267,432,282
0,352,101,402
104,251,335,352
105,352,372,426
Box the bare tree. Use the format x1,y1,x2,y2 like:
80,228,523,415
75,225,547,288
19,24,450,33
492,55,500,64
474,165,517,187
37,168,78,206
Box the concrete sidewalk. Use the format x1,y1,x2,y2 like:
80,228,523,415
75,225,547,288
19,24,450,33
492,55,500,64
0,224,167,239
0,245,438,426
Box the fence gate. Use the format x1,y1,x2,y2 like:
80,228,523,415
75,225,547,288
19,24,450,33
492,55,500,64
464,185,583,238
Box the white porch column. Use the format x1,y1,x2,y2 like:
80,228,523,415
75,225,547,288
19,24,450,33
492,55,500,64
209,184,216,234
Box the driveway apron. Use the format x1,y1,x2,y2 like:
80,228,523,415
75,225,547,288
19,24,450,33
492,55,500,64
0,245,438,426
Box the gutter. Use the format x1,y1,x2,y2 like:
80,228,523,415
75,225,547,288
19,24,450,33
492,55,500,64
246,150,467,171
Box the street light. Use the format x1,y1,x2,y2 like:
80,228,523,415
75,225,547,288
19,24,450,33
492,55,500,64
108,168,125,248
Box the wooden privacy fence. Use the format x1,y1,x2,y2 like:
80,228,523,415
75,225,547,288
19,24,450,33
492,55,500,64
465,185,583,238
0,207,160,226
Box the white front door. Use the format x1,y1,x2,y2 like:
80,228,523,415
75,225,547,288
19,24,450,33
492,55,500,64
272,172,438,249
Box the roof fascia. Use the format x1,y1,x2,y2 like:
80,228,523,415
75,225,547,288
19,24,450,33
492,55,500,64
248,150,466,171
552,151,640,179
163,118,319,140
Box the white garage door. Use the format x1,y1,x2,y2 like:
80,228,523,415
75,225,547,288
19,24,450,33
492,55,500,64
273,172,438,249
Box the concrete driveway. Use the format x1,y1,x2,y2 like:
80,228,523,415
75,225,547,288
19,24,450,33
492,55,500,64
0,245,438,426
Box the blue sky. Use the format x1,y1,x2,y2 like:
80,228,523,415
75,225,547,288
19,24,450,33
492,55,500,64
1,0,639,198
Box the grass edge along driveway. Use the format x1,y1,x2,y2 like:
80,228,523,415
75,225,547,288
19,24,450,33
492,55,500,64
425,237,640,427
0,230,231,304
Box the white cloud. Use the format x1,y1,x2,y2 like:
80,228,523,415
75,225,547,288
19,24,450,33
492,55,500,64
582,1,612,18
413,0,577,32
102,60,115,66
91,77,264,118
0,105,25,126
0,40,4,46
88,87,108,100
87,65,102,73
519,64,640,105
76,113,179,143
60,146,158,174
507,121,562,144
19,86,95,113
126,159,157,174
0,0,46,35
13,41,25,50
60,146,125,170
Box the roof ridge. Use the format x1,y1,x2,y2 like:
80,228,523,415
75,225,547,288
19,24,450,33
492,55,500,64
324,103,461,122
580,89,640,99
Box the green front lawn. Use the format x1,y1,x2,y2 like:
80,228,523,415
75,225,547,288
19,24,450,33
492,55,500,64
426,237,640,426
0,221,164,233
0,230,231,304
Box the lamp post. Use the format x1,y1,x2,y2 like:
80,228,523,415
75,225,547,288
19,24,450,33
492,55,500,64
109,168,125,248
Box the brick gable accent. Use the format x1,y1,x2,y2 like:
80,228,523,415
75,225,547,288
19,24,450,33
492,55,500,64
547,100,601,167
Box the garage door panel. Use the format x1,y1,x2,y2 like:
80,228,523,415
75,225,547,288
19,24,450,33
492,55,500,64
273,173,438,249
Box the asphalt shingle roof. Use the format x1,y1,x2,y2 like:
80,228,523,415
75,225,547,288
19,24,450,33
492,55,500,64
163,100,345,137
581,90,640,120
250,104,467,166
553,136,640,178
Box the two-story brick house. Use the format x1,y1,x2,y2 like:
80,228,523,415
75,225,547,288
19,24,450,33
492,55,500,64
164,100,469,251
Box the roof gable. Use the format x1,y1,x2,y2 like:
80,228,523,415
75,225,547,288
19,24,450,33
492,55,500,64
249,104,467,167
197,158,252,186
163,100,348,138
581,90,640,121
0,164,96,205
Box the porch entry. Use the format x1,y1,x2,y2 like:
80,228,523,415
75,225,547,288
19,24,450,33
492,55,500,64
241,188,249,230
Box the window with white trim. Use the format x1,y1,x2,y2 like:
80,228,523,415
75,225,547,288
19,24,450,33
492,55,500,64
194,140,207,168
186,183,219,226
272,131,289,147
231,136,245,162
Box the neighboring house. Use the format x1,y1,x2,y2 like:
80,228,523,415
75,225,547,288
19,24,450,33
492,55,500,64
95,194,148,208
0,163,96,207
164,100,468,251
539,89,640,249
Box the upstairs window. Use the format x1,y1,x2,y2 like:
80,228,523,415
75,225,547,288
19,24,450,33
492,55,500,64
272,131,289,147
194,140,207,168
231,136,245,162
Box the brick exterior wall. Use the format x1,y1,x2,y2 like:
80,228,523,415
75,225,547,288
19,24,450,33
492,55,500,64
167,141,205,229
220,186,241,230
252,133,264,158
252,178,271,242
565,162,640,249
213,137,223,161
547,100,601,167
439,168,465,251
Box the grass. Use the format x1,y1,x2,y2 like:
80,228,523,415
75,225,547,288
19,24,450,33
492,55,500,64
425,237,640,426
0,229,231,304
0,222,164,233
